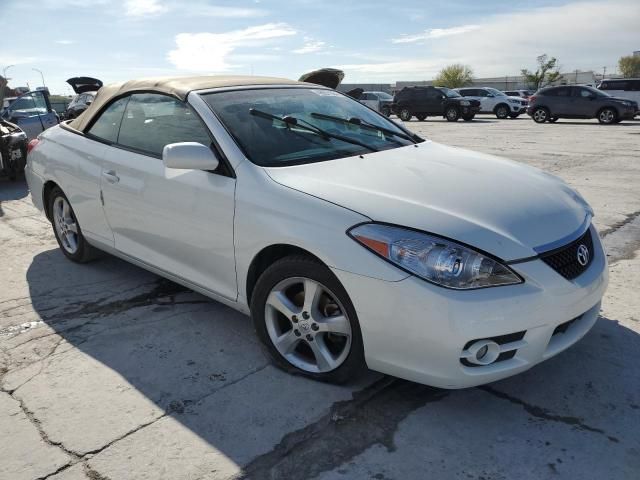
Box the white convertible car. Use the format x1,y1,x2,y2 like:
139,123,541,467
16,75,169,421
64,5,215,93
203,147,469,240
26,76,608,388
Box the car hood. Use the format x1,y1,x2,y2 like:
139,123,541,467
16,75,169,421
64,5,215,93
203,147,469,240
264,142,590,261
66,76,103,94
298,68,344,89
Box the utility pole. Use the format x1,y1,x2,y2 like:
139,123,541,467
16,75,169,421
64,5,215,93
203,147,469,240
602,66,607,80
32,68,47,89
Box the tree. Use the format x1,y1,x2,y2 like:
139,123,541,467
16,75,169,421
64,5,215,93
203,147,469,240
433,64,474,88
521,54,562,90
618,55,640,78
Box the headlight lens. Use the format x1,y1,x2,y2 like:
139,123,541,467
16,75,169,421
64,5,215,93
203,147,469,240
348,223,522,289
509,99,520,104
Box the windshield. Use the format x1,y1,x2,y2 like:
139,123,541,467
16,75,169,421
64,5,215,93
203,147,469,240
440,88,461,98
486,88,506,97
202,87,415,167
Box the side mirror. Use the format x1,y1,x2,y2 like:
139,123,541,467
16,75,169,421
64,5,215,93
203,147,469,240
85,100,92,106
162,142,219,171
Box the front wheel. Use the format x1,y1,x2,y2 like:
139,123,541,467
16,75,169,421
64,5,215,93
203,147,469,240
598,108,617,124
251,255,366,384
380,106,391,117
445,107,460,122
48,187,99,263
416,114,427,121
462,114,475,121
399,108,412,121
495,105,509,119
532,107,549,123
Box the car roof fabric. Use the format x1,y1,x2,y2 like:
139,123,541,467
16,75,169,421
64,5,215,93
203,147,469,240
68,75,303,131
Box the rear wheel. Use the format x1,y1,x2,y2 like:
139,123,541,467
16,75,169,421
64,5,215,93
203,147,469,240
495,104,509,119
416,114,427,121
251,255,366,384
445,106,460,122
462,114,475,121
48,187,99,263
399,108,412,121
598,108,617,124
532,107,549,123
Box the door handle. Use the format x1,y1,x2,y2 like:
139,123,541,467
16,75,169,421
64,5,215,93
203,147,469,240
102,170,119,184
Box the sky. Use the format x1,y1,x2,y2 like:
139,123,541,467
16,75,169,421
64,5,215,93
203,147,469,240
1,0,638,95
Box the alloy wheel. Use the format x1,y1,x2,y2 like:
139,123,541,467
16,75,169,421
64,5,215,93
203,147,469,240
599,109,615,124
446,107,459,121
496,106,508,119
264,277,352,373
53,196,80,254
533,108,548,123
400,109,412,121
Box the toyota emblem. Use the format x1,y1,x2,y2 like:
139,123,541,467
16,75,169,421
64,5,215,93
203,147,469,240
576,244,589,267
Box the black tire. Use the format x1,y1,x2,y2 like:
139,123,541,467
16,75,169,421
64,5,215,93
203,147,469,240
495,104,509,119
251,255,366,384
462,114,475,121
48,187,99,263
380,106,391,117
532,107,549,123
445,106,460,122
509,113,520,119
416,114,427,121
549,117,559,123
399,108,412,121
597,107,618,124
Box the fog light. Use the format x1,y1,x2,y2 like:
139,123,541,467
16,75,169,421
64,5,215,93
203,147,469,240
476,345,489,361
465,340,501,366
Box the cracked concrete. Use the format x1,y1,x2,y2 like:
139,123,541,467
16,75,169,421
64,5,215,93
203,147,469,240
1,117,639,479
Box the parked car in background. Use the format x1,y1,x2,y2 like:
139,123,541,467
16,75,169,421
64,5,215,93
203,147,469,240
456,87,527,118
0,119,28,180
64,77,103,120
597,79,640,114
527,85,637,124
359,91,394,116
0,89,59,139
503,90,533,98
26,75,607,388
392,86,480,122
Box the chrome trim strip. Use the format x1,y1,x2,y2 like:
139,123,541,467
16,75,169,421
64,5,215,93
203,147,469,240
532,214,592,254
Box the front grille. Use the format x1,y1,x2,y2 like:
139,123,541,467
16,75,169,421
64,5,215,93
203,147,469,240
540,229,594,280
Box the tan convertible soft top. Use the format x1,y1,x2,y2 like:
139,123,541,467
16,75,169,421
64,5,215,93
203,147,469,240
68,75,303,132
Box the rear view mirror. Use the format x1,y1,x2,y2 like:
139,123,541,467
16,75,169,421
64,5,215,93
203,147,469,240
162,142,219,171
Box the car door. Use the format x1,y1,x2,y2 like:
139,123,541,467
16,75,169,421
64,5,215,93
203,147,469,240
99,93,238,300
2,90,58,139
572,87,598,117
425,89,444,114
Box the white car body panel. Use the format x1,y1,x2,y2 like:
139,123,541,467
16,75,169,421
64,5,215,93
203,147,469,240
25,84,608,388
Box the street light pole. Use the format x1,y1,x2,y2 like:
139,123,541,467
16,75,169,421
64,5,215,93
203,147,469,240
2,64,15,79
32,68,47,89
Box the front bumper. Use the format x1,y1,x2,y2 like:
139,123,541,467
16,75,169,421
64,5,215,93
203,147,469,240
332,224,608,388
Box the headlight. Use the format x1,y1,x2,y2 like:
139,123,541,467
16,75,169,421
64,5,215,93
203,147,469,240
459,100,470,106
509,99,520,104
348,223,522,290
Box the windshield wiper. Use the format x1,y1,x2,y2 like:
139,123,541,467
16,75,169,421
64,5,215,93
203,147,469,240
249,108,378,152
310,112,417,143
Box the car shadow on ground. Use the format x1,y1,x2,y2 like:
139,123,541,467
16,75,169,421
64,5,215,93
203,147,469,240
19,247,640,478
0,177,28,217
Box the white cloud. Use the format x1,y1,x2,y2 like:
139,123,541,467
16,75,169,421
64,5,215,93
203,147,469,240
55,39,74,45
194,5,267,17
392,24,480,44
124,0,168,17
293,39,326,54
167,23,296,72
342,0,639,81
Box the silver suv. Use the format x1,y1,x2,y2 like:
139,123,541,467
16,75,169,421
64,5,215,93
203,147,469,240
455,87,527,118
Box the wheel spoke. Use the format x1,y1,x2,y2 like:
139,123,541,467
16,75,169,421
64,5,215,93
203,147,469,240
266,290,299,319
308,337,336,371
317,314,350,336
275,330,300,354
67,222,78,234
62,200,70,219
303,279,322,313
65,232,77,252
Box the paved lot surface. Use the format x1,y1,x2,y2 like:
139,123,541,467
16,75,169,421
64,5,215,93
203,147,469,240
1,116,639,480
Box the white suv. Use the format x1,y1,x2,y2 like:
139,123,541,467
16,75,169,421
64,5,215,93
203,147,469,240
456,87,528,119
